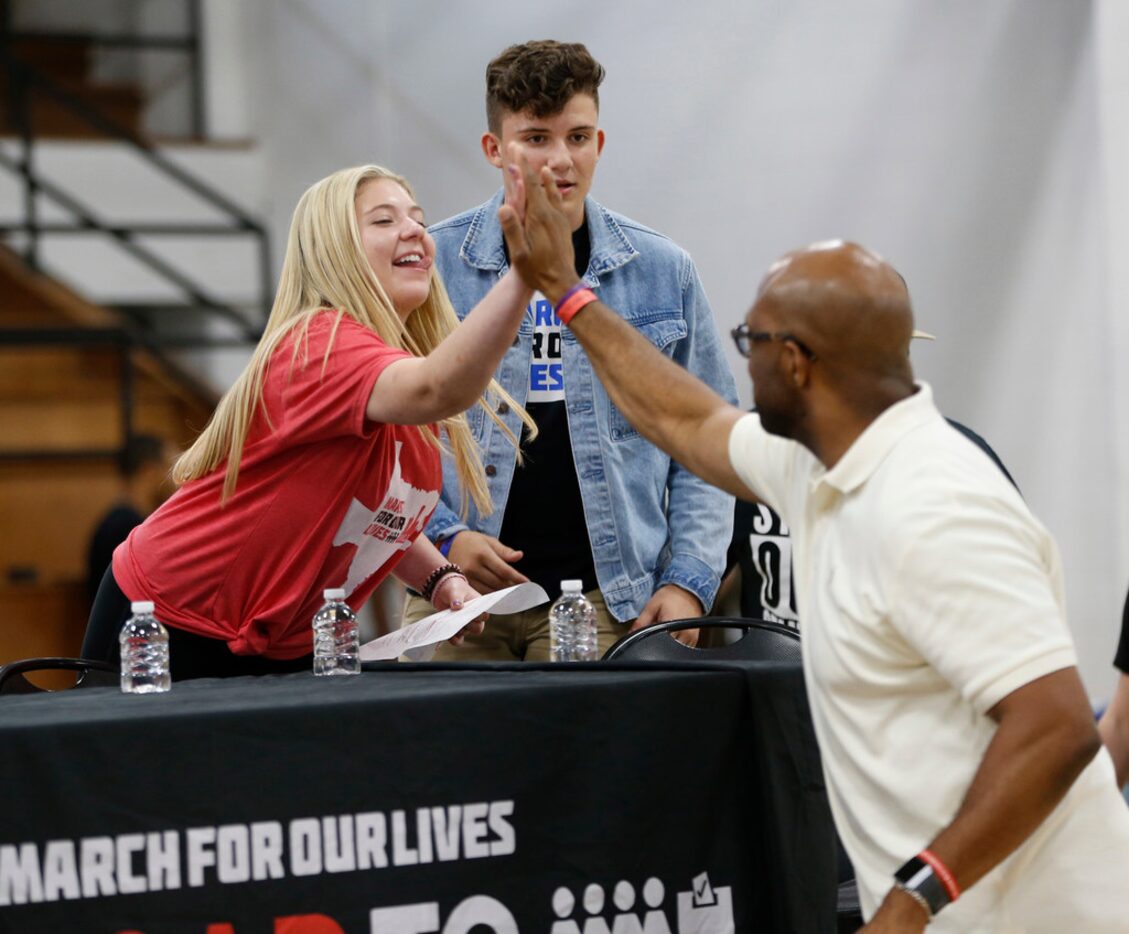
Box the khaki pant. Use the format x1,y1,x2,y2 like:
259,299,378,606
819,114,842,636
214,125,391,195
401,588,627,661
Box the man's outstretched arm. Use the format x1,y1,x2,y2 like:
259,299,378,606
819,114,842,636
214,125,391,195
499,153,752,500
566,298,749,498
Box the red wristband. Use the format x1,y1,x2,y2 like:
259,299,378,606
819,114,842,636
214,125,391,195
919,849,960,902
553,282,586,315
556,287,597,325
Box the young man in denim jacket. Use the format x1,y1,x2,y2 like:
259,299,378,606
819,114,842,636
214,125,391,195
403,40,738,659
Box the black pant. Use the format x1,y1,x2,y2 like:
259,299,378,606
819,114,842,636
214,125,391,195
83,568,313,680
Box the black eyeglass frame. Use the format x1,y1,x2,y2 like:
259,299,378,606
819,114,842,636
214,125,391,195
730,324,817,360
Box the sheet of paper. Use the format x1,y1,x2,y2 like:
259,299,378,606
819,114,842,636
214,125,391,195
359,582,549,661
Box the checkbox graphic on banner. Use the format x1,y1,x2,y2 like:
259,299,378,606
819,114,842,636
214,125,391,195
549,872,734,934
677,872,734,934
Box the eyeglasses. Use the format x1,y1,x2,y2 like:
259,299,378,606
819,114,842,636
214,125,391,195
730,324,817,360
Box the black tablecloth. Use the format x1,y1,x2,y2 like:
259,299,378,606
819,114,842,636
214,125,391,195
0,661,836,933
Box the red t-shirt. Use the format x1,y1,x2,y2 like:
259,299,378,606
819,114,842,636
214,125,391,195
114,312,441,658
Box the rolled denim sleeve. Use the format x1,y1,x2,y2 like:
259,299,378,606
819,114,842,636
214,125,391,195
422,497,469,544
657,256,739,610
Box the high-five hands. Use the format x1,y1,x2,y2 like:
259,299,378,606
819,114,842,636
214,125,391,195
498,143,579,303
499,141,528,228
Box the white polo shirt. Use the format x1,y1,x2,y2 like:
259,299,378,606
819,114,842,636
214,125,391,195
728,383,1129,932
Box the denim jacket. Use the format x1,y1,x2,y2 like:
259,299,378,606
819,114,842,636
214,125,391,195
424,190,738,621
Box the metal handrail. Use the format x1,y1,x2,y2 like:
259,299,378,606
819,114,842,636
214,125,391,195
0,2,260,467
2,0,205,136
0,146,260,336
5,31,198,49
0,11,271,337
6,58,257,225
0,222,263,236
0,325,257,349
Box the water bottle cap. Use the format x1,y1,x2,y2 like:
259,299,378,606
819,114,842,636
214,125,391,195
560,580,583,593
130,600,155,613
323,588,346,600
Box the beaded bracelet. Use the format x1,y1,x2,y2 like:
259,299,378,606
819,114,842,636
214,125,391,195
420,563,464,602
427,572,467,608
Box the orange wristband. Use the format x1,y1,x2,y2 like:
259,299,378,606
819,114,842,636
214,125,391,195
556,287,597,325
919,849,960,902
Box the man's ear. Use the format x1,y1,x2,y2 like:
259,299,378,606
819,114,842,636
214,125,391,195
596,128,606,158
788,345,814,387
482,133,504,168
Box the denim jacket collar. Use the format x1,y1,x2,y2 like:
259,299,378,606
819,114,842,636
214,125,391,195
459,189,639,282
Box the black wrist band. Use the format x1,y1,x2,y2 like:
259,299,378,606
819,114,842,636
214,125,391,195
893,855,951,918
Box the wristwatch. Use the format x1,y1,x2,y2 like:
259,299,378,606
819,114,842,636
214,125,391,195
893,855,952,918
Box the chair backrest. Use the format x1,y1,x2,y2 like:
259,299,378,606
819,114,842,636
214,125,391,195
0,657,118,694
602,617,801,663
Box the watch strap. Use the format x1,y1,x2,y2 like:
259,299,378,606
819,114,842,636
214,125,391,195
893,855,952,917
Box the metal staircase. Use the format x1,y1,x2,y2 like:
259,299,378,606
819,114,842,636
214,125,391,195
0,0,270,661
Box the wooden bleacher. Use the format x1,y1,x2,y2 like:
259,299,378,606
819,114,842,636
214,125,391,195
0,36,144,138
0,244,215,669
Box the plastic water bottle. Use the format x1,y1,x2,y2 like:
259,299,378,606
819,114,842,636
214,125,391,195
119,600,171,694
312,588,360,676
550,580,598,662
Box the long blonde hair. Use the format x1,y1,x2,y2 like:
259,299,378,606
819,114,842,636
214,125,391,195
173,164,534,515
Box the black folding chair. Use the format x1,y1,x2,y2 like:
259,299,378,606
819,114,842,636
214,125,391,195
603,617,862,928
602,616,801,662
0,657,117,694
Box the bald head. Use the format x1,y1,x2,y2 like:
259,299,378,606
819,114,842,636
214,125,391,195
753,240,916,392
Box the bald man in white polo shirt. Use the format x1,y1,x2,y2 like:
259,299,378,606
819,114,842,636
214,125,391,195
498,171,1129,932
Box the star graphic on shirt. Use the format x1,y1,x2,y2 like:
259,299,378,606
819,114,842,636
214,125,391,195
331,441,439,595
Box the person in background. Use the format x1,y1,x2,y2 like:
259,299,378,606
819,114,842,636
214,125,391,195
81,158,560,679
502,164,1129,932
1098,585,1129,789
85,433,175,610
404,40,738,659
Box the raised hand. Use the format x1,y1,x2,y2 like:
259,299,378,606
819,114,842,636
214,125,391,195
498,143,579,303
500,142,527,226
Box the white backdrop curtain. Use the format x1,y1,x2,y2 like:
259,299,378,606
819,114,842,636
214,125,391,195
220,0,1126,695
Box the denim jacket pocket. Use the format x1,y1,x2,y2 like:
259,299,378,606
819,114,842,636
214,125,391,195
608,311,688,442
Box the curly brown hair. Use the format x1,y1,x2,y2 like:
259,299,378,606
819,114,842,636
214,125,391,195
486,40,606,134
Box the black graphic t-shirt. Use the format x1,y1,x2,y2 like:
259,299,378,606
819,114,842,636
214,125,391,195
498,224,596,602
726,500,799,628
